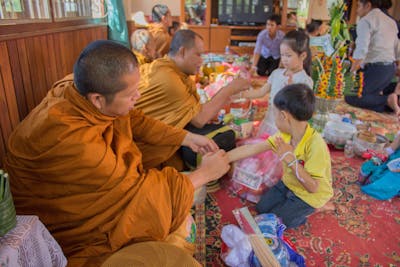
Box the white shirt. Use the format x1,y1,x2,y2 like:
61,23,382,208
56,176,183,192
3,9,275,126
267,68,313,104
258,68,313,135
353,8,400,64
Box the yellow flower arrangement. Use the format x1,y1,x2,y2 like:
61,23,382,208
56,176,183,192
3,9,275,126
311,0,364,99
312,53,364,99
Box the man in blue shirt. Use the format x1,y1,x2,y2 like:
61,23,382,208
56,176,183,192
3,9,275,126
251,14,285,76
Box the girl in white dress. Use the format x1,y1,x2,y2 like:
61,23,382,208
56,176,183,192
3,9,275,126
242,30,314,135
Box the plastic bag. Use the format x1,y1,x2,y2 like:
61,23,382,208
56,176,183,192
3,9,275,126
256,111,278,137
229,138,283,203
220,224,252,267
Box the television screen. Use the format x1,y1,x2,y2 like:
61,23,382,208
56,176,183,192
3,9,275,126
218,0,273,26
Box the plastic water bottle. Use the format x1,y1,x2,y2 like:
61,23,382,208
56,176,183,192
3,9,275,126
217,109,226,124
344,140,354,158
225,45,230,55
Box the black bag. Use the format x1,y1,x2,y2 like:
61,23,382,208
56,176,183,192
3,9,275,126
181,123,236,168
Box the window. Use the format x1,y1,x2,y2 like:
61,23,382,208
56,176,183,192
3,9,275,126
52,0,92,20
0,0,105,24
0,0,51,21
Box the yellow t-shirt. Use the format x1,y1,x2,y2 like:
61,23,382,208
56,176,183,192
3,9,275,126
267,124,333,208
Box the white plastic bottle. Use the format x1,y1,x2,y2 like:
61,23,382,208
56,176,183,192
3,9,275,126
344,140,354,158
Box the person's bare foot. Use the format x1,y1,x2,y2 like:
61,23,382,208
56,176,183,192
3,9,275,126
316,201,335,213
387,93,400,116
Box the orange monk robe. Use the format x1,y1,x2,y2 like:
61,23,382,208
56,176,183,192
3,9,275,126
135,57,201,169
148,23,171,57
133,50,152,65
4,74,194,266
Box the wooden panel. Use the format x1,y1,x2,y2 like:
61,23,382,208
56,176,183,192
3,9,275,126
0,43,19,128
0,25,107,166
7,40,29,119
188,26,210,51
0,42,18,165
210,26,230,53
230,36,257,41
230,46,255,55
46,34,61,88
16,38,37,113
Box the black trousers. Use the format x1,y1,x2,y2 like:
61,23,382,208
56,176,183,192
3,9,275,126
181,123,236,168
345,63,396,112
256,55,280,76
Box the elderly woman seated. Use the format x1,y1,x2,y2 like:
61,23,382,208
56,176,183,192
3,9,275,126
130,29,157,65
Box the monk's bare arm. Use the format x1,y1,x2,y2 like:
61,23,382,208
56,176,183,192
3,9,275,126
227,141,272,163
187,150,230,189
191,78,250,128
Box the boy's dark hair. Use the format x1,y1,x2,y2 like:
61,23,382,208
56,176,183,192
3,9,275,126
282,29,312,75
169,29,203,56
359,0,381,8
73,40,138,103
273,83,315,121
267,14,281,25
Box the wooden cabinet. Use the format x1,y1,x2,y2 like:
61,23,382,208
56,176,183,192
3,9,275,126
228,26,264,54
188,25,210,51
209,26,230,52
180,0,284,54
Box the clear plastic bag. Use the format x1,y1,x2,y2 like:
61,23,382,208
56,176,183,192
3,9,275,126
229,138,283,203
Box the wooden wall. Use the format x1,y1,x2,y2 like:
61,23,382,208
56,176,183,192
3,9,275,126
0,25,107,166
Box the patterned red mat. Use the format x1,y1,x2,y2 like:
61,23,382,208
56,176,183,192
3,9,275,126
194,103,400,266
194,151,400,266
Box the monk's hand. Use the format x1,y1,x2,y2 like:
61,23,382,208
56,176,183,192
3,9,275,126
275,137,295,165
182,133,219,155
200,150,230,181
226,77,251,95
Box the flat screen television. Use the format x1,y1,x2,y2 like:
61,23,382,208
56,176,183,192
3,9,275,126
216,0,273,26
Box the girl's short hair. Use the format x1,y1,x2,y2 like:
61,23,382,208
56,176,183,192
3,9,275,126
131,29,151,52
273,83,315,121
281,29,312,75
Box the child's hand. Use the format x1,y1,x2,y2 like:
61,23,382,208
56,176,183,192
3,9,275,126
275,137,295,164
227,77,251,95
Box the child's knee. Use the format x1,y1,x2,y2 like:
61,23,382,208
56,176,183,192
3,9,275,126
282,215,308,229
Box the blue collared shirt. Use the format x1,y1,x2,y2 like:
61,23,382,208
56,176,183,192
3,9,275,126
254,29,285,59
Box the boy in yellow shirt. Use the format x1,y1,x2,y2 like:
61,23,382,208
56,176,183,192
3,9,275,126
228,84,333,228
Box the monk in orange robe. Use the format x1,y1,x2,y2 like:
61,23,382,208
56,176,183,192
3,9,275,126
148,4,172,57
135,29,251,169
4,40,230,266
